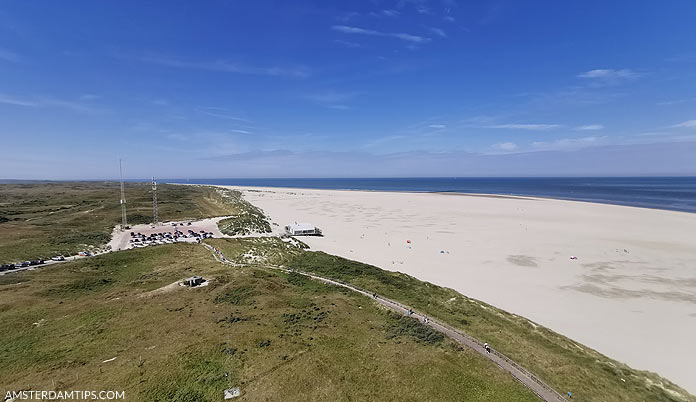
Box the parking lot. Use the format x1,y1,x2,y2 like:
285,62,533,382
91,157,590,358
107,217,230,251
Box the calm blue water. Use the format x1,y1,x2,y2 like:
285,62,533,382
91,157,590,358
166,177,696,213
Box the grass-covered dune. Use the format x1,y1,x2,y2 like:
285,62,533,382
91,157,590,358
0,182,247,262
0,244,538,401
209,237,695,402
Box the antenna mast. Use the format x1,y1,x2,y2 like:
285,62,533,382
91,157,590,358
119,159,127,230
152,176,158,225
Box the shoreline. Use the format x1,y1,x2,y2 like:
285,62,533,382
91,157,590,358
175,181,696,215
210,183,696,393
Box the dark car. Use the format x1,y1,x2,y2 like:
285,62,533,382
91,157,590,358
30,260,44,265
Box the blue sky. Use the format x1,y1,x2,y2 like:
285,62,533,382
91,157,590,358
1,1,695,179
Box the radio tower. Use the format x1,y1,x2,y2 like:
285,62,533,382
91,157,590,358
119,159,128,230
152,177,158,225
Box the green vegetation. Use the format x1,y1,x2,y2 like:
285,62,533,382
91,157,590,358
0,182,258,262
216,190,272,235
386,313,445,345
0,244,536,402
208,237,695,402
3,182,693,402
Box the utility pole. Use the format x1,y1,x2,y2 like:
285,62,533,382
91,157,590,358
152,176,158,225
119,159,127,230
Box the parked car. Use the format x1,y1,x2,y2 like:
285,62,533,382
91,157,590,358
51,256,65,261
30,260,44,265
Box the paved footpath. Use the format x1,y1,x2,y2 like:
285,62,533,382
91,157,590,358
203,244,567,402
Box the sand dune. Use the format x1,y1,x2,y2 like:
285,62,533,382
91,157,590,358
219,185,696,393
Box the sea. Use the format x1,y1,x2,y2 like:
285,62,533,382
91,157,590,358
165,177,696,214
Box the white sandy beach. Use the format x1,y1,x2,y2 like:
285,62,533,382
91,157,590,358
219,185,696,393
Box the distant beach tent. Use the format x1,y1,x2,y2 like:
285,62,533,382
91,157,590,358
285,222,323,236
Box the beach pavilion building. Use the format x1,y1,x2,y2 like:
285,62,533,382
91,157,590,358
285,222,323,236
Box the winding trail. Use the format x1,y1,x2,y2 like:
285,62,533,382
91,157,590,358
203,243,567,402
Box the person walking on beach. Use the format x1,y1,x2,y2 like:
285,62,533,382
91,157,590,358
484,342,491,354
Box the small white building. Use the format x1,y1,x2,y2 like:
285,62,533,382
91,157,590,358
285,222,322,236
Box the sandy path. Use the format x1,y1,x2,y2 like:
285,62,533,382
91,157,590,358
218,185,696,393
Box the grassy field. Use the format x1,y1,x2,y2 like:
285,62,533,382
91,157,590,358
0,243,538,402
0,182,252,263
208,237,695,402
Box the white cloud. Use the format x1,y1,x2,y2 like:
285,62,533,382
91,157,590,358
443,15,455,22
672,120,696,128
0,93,102,113
0,93,38,107
426,27,447,38
334,39,361,48
492,142,518,151
656,99,689,106
532,136,606,151
485,123,562,130
139,55,310,78
578,69,640,80
332,25,430,44
574,124,604,131
428,124,446,129
380,9,400,17
303,91,361,104
196,107,251,121
0,48,22,63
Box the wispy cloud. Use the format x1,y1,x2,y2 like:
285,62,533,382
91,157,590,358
578,68,643,87
139,55,311,78
485,123,562,130
369,9,400,17
0,48,22,63
0,93,38,107
578,69,638,79
574,124,604,131
491,142,518,152
332,25,430,44
196,107,251,122
656,99,689,106
532,136,606,151
0,93,103,113
425,26,447,38
334,39,361,48
428,124,446,129
303,91,361,103
302,90,362,110
672,120,696,128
